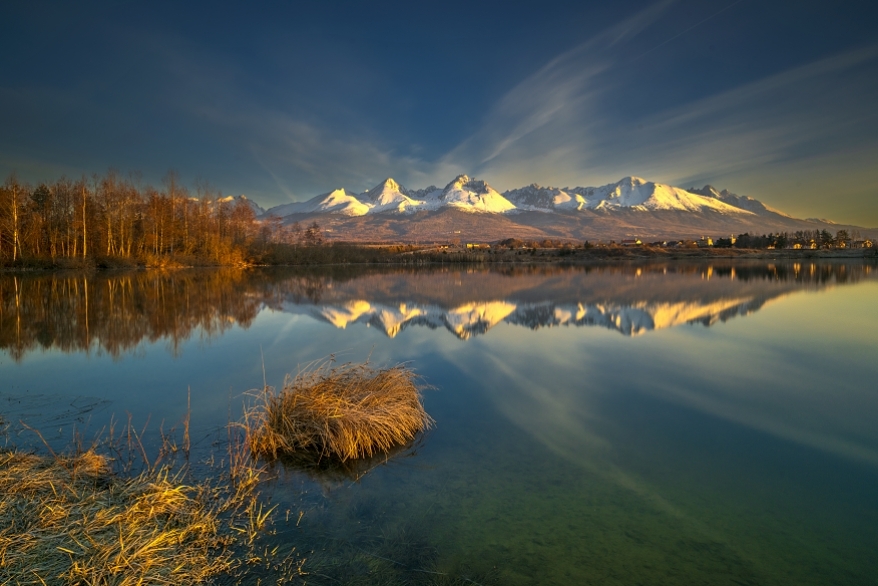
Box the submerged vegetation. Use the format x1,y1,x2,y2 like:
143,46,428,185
0,448,285,585
247,360,433,463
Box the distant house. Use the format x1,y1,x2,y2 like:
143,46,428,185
697,236,713,248
620,238,642,246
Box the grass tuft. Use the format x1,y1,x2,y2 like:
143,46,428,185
247,360,433,463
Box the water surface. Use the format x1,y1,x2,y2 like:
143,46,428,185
1,262,876,585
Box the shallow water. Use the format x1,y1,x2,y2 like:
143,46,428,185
2,262,877,585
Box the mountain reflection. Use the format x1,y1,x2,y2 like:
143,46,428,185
1,262,874,360
280,262,875,339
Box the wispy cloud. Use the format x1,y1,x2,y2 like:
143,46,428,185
603,45,878,220
437,0,677,188
435,7,878,224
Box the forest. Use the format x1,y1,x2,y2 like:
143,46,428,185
0,171,331,267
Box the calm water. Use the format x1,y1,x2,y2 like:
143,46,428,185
2,262,877,585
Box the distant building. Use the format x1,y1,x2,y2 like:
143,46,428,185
620,238,642,246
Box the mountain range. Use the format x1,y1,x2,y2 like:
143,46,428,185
250,175,875,242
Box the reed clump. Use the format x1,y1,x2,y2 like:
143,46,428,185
0,447,276,585
248,361,433,463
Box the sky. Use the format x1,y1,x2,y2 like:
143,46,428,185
2,0,877,226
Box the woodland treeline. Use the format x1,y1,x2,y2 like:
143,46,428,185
0,171,335,267
716,229,866,249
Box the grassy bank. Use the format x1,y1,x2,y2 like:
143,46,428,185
3,242,874,272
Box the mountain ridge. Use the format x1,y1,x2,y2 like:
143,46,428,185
249,175,875,241
262,175,767,218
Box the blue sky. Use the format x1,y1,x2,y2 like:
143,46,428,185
2,0,877,225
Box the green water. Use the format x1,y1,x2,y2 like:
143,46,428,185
1,262,876,585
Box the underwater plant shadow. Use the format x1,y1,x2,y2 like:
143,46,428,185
272,433,430,485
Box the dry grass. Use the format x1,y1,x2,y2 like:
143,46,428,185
0,360,432,584
247,360,433,463
0,445,284,585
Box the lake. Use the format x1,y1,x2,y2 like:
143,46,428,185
2,261,877,585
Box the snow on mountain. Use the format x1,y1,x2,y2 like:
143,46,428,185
406,185,442,200
265,188,370,217
688,185,790,217
216,195,265,216
504,184,586,212
261,175,770,219
505,177,756,214
568,177,753,214
432,175,517,213
362,178,424,213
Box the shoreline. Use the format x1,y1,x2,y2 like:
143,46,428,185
0,246,874,273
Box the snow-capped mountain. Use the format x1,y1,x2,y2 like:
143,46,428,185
432,175,517,213
688,185,791,217
266,188,369,217
262,175,757,218
503,184,587,212
561,177,752,214
361,178,424,213
254,174,874,242
216,195,265,216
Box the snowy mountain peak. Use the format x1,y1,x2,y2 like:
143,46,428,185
364,178,423,212
373,177,403,194
216,195,265,216
689,185,789,217
365,178,405,201
504,184,584,212
438,175,516,212
586,177,754,214
446,174,471,188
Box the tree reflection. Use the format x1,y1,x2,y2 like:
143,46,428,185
0,270,263,362
1,261,873,360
